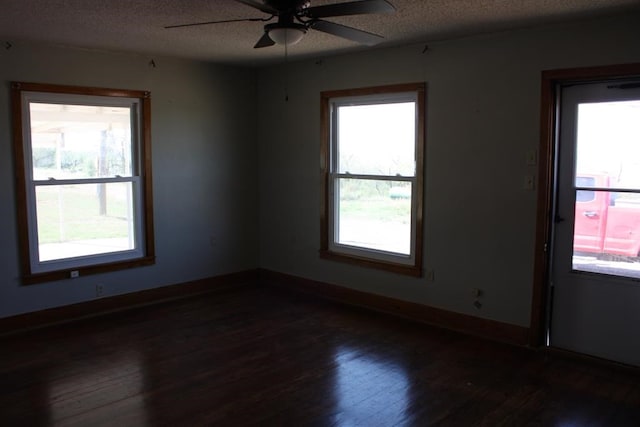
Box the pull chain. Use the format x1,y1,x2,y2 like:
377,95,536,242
284,32,289,102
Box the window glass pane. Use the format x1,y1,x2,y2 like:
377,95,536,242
576,190,596,203
575,176,595,188
575,176,596,202
337,102,415,176
29,103,133,180
36,182,136,262
573,189,640,278
576,100,640,190
573,101,640,278
337,178,411,255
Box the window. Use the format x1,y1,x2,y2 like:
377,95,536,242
575,176,596,203
12,82,155,284
320,83,425,276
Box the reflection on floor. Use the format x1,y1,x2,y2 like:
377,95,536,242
334,346,409,424
47,350,147,425
1,284,639,426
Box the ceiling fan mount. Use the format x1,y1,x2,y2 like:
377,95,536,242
166,0,396,49
263,0,311,13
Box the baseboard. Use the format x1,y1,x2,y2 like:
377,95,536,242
0,269,259,336
2,268,530,346
258,269,530,346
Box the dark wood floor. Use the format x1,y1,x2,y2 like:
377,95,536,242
1,284,639,426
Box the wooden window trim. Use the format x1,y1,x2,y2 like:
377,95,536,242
320,83,425,277
11,82,155,285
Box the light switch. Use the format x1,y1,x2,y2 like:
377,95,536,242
526,150,537,166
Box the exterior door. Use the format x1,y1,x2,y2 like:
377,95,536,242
550,79,640,366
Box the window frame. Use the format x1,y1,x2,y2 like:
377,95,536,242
320,83,425,276
11,82,155,285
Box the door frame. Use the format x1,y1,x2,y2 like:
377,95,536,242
529,62,640,347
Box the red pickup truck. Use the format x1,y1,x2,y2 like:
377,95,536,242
574,174,640,257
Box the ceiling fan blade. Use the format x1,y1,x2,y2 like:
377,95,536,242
254,32,276,48
165,17,267,29
306,0,395,18
235,0,279,15
311,20,385,45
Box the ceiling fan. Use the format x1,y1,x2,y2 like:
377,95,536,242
166,0,396,48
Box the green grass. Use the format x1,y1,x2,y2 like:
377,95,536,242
339,198,411,223
36,185,131,244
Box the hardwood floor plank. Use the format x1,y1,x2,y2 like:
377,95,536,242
1,284,639,426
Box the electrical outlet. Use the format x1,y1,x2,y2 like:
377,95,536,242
523,175,535,190
96,284,104,298
70,270,79,278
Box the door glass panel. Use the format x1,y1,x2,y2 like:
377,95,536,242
573,100,640,277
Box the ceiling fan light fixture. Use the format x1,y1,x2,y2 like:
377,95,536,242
266,23,307,46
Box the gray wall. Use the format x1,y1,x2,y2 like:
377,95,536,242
2,13,639,328
257,14,640,327
0,42,258,318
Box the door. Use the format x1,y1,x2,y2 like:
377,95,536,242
550,79,640,366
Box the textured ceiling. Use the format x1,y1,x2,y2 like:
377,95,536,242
1,0,639,66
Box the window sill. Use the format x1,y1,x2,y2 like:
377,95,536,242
319,250,422,277
22,256,156,285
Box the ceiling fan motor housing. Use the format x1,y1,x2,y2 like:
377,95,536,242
166,0,395,48
264,0,311,13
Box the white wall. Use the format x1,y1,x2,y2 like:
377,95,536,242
0,42,258,318
257,13,640,327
